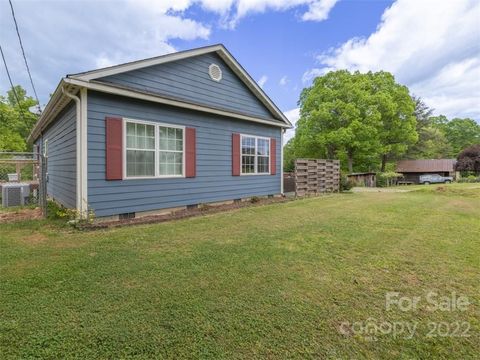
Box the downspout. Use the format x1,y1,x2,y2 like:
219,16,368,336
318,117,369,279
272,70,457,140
62,86,86,218
280,128,285,195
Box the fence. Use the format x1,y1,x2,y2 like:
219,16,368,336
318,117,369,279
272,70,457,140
294,159,340,196
283,172,296,193
0,152,46,215
0,152,39,182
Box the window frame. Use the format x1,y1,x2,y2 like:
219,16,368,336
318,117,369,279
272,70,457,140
240,134,270,176
43,139,48,158
122,118,186,180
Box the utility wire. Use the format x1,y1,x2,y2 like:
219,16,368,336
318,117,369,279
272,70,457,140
0,43,22,106
8,0,41,113
0,42,27,124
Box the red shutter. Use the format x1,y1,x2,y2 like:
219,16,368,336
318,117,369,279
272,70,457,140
185,127,196,178
105,117,123,180
232,133,240,176
270,138,276,175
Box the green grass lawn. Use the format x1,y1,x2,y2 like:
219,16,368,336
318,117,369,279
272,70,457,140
1,185,479,359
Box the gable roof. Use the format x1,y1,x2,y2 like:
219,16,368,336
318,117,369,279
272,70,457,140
28,44,291,143
69,44,290,124
396,159,456,173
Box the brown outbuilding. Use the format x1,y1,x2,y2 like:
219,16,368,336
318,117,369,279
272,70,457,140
396,159,457,183
347,172,377,187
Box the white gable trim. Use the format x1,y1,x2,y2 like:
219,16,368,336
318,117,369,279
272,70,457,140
69,44,291,127
64,77,290,128
71,45,224,81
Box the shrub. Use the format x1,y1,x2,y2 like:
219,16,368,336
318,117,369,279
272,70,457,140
376,171,402,187
340,175,354,191
46,200,95,225
46,200,76,220
456,144,480,172
457,175,480,183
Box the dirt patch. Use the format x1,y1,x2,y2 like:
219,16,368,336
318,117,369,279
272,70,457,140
336,321,354,336
0,208,42,223
352,187,412,193
83,196,294,230
18,233,48,245
404,273,421,286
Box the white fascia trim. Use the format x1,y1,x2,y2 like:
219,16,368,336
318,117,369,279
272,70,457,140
72,45,224,81
216,49,291,127
69,45,291,128
28,80,69,143
64,77,290,129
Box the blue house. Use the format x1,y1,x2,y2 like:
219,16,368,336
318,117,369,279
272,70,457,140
28,44,292,219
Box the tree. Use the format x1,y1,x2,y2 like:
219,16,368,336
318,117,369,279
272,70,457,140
456,144,480,173
406,98,452,159
0,86,39,151
294,70,382,172
406,126,452,159
437,118,480,157
412,95,434,128
367,72,417,171
283,138,296,172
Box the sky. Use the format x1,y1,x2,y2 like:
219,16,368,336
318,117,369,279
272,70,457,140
1,0,479,142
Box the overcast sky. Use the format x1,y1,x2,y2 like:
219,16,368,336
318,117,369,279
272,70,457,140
1,0,479,141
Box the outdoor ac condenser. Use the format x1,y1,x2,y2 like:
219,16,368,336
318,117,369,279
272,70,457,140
1,183,30,207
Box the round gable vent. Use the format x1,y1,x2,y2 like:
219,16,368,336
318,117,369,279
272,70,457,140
209,63,222,82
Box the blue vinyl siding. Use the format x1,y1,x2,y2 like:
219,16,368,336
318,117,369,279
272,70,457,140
87,91,281,217
97,53,276,120
40,102,77,208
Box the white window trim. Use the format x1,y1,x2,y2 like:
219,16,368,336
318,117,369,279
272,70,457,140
43,139,48,158
122,118,186,180
240,134,270,176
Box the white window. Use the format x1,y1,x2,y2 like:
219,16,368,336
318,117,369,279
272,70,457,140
124,119,185,179
43,139,48,157
241,135,270,175
158,126,183,176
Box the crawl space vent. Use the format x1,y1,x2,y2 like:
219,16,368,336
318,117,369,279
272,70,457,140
208,63,222,82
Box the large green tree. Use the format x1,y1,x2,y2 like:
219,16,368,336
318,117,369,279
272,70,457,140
405,97,452,159
367,72,417,171
0,86,39,152
292,70,416,172
295,70,383,172
431,116,480,157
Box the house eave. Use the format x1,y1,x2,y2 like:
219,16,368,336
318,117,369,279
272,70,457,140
27,79,80,143
28,45,293,143
28,75,291,143
68,44,291,127
65,77,291,128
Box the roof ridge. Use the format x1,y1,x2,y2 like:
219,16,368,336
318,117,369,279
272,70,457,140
68,44,225,78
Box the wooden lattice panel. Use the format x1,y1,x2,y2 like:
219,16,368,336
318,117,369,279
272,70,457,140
295,159,340,196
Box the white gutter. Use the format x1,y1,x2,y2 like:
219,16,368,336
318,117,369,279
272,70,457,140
64,77,291,129
62,86,88,218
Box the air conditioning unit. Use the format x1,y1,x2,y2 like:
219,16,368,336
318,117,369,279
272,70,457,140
2,183,31,207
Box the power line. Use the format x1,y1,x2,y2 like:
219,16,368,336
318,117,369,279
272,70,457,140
0,43,22,106
0,42,27,123
8,0,41,113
